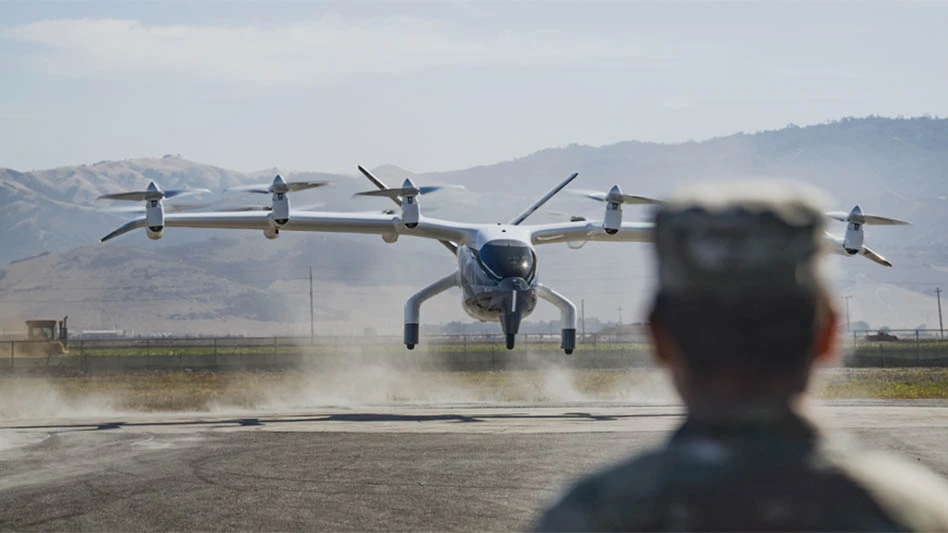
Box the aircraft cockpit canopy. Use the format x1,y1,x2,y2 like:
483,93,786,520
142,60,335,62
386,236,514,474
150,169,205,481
476,239,536,281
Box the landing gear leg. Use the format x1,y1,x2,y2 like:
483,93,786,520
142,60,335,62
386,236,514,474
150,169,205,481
536,283,578,355
404,272,459,350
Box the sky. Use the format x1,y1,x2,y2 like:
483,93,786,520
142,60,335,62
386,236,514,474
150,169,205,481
1,1,947,173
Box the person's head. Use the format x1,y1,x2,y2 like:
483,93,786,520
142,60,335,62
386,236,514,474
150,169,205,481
647,182,839,410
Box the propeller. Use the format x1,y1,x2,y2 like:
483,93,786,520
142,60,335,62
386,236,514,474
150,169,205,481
826,205,911,226
571,186,663,206
99,203,210,214
225,174,329,194
860,246,893,268
96,181,210,202
218,202,327,212
354,177,466,199
545,211,588,222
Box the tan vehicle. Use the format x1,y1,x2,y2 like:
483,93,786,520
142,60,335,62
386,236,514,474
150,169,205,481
17,316,69,356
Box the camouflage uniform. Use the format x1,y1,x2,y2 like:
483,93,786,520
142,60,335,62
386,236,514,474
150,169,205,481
537,183,948,532
538,407,948,531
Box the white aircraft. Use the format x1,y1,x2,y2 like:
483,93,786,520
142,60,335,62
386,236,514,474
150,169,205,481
98,171,909,353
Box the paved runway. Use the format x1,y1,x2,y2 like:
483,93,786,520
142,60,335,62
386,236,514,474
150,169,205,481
2,401,948,531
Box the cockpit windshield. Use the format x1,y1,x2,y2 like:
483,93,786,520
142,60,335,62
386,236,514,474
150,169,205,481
476,240,536,281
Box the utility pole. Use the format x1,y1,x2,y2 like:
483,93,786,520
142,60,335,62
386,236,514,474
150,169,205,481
937,287,944,338
309,266,315,343
842,295,853,332
617,305,623,327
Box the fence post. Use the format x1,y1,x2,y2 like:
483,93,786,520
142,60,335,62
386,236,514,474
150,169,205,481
146,339,150,357
916,329,921,367
79,339,85,372
879,344,885,368
9,341,13,372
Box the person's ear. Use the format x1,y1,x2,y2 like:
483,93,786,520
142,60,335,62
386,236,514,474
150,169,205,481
811,305,839,365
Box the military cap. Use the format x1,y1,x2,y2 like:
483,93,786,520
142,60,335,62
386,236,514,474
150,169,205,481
653,181,831,298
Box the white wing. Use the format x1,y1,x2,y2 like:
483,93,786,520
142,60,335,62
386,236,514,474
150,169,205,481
100,210,478,244
529,221,653,245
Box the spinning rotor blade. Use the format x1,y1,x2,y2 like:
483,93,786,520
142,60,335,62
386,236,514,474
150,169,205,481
354,188,410,199
97,187,211,202
164,188,212,199
826,211,910,226
225,177,329,194
101,203,210,214
862,214,911,225
97,191,150,202
572,190,663,205
224,185,272,194
354,185,465,199
286,181,329,193
219,201,327,212
419,185,466,195
545,211,587,222
860,245,894,267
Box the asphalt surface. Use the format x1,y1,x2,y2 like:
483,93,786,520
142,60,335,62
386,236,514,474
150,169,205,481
2,401,948,531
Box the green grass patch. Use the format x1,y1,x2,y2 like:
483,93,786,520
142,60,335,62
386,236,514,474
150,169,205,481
817,368,948,399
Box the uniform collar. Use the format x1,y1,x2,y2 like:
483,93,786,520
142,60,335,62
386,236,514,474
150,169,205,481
672,402,819,444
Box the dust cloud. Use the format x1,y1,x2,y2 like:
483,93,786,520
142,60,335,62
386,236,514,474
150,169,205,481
0,378,118,420
215,347,677,411
0,349,675,422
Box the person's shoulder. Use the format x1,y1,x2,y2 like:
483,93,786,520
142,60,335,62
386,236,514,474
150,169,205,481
535,448,668,532
828,446,948,531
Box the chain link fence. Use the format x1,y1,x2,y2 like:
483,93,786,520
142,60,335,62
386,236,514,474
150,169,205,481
844,329,948,367
0,333,653,374
3,330,947,374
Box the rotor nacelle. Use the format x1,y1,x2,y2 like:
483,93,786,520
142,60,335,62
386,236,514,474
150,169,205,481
269,175,290,224
145,193,164,239
603,185,624,234
400,178,421,228
843,205,865,254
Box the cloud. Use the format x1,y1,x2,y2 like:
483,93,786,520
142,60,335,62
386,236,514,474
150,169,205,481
4,17,658,85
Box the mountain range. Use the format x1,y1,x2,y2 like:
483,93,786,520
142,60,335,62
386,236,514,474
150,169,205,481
1,116,946,336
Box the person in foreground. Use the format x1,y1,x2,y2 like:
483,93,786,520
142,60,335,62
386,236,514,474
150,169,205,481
536,183,948,532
